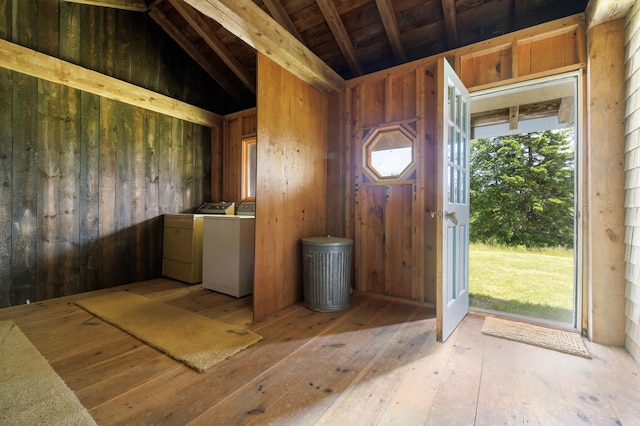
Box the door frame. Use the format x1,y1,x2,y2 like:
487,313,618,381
468,71,584,331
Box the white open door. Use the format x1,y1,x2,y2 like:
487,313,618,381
436,58,471,341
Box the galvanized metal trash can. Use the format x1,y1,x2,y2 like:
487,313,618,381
301,236,353,312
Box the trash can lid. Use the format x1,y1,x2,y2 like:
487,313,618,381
301,236,353,246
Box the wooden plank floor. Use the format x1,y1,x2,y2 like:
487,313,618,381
1,278,639,425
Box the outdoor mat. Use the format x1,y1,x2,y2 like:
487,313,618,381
76,291,262,373
481,316,591,358
0,319,97,425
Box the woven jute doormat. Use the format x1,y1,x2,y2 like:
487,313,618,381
481,316,590,358
77,291,262,373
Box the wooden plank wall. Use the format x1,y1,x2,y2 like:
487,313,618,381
342,15,586,308
624,3,640,361
0,0,215,307
326,94,347,238
347,68,433,303
253,53,329,320
456,14,586,89
220,108,257,205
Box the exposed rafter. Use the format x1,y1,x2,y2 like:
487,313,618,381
508,105,519,130
374,0,407,63
513,0,528,30
63,0,147,11
558,96,574,123
148,5,243,104
183,0,345,95
169,0,256,94
316,0,364,76
263,0,304,43
440,0,459,49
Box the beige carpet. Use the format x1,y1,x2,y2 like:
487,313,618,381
481,316,591,358
76,291,262,373
0,319,97,425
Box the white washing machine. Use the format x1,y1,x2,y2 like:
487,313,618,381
202,213,255,297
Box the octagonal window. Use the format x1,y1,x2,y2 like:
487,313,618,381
363,124,416,181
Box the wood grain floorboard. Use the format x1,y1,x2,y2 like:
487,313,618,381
1,278,639,425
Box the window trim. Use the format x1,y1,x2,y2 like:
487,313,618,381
241,136,257,201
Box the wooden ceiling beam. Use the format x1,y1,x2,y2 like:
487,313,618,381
169,0,256,94
440,0,459,49
183,0,345,95
315,0,364,77
263,0,305,43
374,0,407,63
149,6,244,104
63,0,147,12
0,38,220,127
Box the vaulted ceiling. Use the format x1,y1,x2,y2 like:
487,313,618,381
69,0,589,108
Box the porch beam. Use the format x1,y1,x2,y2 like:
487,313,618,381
586,0,635,29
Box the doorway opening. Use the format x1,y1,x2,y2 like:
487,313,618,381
468,73,582,330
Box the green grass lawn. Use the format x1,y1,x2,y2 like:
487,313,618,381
469,243,574,324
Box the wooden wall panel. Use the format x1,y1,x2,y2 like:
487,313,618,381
11,73,38,305
524,30,579,75
131,107,146,281
59,0,82,295
359,186,386,294
220,108,257,205
79,91,100,292
0,0,215,307
0,67,12,306
254,53,329,319
362,78,385,128
223,117,240,202
37,80,61,301
453,15,585,89
459,46,512,87
143,111,162,279
326,93,347,238
98,97,117,290
348,67,428,302
385,185,413,299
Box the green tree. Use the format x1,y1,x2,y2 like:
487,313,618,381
470,129,574,248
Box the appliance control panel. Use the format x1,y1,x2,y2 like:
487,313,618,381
237,201,256,216
196,202,235,215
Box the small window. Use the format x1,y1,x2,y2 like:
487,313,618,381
242,137,257,200
363,124,416,181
